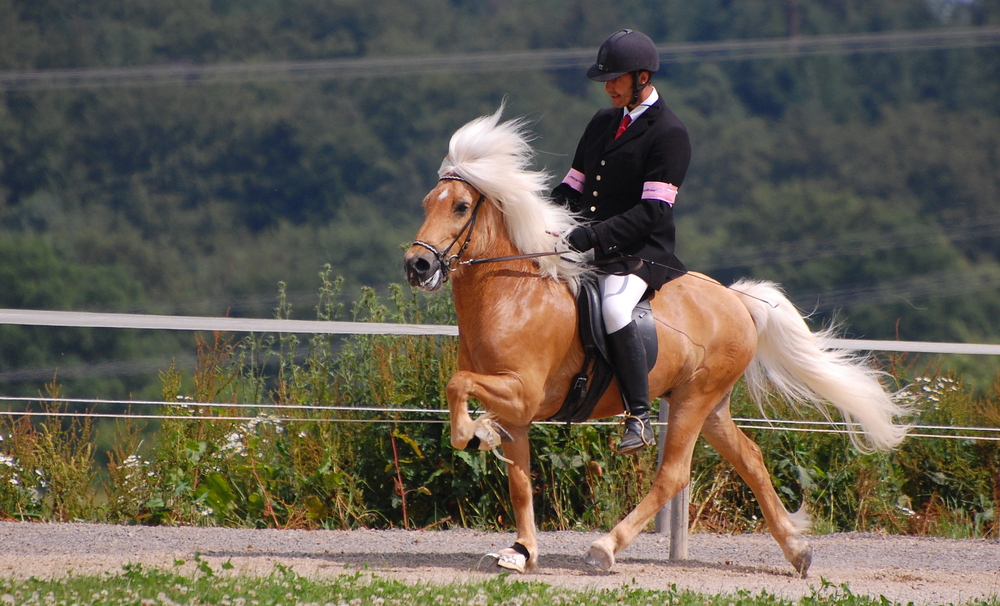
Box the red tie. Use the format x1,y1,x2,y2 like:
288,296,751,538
615,114,632,139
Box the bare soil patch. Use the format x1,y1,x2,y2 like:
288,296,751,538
0,522,996,604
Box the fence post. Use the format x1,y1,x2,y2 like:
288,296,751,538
654,399,689,560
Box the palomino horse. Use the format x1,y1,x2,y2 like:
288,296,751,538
403,107,908,577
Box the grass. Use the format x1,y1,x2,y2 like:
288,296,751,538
2,559,997,606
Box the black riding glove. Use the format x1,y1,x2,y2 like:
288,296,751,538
567,226,596,253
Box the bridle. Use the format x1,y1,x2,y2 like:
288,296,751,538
411,175,582,285
410,175,487,283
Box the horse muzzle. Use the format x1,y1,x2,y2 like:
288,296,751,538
404,247,446,292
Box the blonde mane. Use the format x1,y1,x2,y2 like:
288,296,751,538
438,105,590,292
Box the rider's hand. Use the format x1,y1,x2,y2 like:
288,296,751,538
567,226,595,253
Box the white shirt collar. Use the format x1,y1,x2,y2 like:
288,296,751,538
626,86,658,121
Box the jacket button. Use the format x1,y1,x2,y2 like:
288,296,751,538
600,160,606,166
590,206,596,212
596,175,602,181
592,191,598,197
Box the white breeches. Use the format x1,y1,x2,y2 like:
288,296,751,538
599,273,649,334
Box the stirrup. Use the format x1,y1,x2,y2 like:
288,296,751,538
614,413,655,455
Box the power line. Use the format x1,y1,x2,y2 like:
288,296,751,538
691,216,1000,273
0,355,197,383
143,216,1000,319
2,26,999,91
788,266,1000,312
39,216,999,323
680,214,1000,312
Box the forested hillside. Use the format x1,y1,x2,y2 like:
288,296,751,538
1,0,999,397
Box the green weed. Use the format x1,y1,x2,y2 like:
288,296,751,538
2,561,992,606
0,381,97,521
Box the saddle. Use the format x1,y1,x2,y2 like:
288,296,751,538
549,274,658,424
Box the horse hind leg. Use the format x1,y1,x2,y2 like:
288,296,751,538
586,395,709,572
701,394,813,578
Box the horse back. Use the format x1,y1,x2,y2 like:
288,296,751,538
584,272,758,421
651,272,758,393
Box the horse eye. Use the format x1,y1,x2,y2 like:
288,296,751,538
455,201,471,214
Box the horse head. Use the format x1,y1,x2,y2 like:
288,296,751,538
404,105,589,293
403,176,491,291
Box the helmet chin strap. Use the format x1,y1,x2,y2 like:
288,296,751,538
628,71,650,108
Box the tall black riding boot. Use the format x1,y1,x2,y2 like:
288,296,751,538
607,320,656,455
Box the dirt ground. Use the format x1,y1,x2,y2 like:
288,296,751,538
0,522,996,604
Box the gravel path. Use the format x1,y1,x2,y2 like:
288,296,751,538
0,522,997,604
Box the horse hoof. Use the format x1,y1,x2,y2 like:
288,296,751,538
787,538,813,578
494,547,528,574
474,417,510,450
585,541,615,571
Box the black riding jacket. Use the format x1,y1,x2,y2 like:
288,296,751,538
552,96,691,290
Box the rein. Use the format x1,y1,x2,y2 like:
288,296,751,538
463,250,571,266
411,175,646,278
411,175,595,275
412,176,777,307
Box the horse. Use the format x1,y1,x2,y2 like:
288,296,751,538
402,106,909,577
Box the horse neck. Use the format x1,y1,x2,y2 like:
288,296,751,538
451,204,561,323
470,200,519,258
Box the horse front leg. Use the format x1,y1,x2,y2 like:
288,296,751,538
445,370,532,451
444,370,541,573
494,425,538,573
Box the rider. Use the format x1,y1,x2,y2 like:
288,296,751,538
553,29,691,455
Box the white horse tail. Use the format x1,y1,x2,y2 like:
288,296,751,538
730,279,911,453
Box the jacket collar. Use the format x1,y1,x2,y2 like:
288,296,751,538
605,95,663,152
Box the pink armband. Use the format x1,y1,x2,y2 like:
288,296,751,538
562,168,585,193
642,181,679,206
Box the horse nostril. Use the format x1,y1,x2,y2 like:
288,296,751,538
413,258,431,274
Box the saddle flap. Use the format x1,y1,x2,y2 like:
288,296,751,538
576,275,658,371
553,277,660,425
577,275,609,362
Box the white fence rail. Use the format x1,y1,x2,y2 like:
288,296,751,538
0,309,459,336
5,308,1000,355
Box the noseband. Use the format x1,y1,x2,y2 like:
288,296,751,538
411,174,486,283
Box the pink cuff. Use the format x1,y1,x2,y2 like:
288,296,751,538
562,168,585,193
642,181,679,206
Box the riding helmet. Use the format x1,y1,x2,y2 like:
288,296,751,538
586,29,660,82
